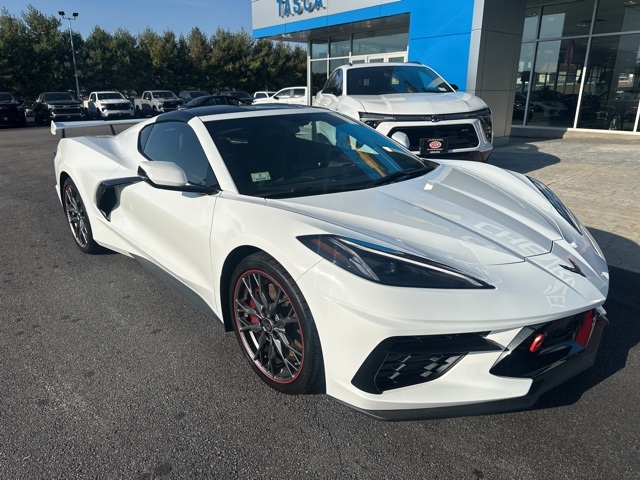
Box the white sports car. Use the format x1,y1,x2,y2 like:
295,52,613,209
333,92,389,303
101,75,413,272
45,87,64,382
52,105,609,420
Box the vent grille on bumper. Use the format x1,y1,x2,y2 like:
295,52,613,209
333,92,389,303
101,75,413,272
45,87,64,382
388,124,479,151
490,309,601,379
352,333,501,394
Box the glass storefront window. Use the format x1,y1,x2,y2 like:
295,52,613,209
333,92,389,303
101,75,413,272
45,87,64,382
523,8,540,42
513,42,536,124
527,38,588,127
353,28,409,55
539,0,595,39
311,39,328,60
593,0,640,34
578,34,640,131
329,35,350,57
311,60,329,95
329,58,350,74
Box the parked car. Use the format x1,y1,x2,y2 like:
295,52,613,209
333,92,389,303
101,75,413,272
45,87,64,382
314,63,493,161
179,90,210,101
218,90,254,105
131,90,184,117
253,87,308,105
0,92,28,127
83,91,134,119
581,88,640,131
177,95,244,109
51,104,609,420
23,100,34,118
253,91,276,100
33,91,83,124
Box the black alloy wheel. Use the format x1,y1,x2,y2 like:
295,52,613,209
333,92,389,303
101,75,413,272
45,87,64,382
230,252,324,394
62,178,101,254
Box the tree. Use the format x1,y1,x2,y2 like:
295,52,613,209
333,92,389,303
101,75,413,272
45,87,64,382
0,7,308,100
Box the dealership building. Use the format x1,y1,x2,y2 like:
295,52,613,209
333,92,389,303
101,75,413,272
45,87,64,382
252,0,640,143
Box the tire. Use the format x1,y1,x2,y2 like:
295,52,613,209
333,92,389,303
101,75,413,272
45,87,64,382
230,252,324,394
62,178,101,254
608,114,621,131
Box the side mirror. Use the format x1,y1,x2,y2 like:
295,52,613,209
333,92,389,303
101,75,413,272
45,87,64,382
138,161,188,187
320,87,339,97
391,131,410,149
138,161,218,194
450,84,459,92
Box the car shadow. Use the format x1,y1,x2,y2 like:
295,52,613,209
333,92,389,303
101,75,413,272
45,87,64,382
529,229,640,411
487,138,561,173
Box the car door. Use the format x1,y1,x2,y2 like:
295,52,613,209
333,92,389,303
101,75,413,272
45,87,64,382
87,93,98,117
274,88,291,103
291,88,307,105
118,120,219,307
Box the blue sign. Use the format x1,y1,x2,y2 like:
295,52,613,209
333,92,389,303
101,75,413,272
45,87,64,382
277,0,324,17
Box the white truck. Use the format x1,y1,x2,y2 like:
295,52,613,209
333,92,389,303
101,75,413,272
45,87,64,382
83,91,134,119
314,63,493,161
132,90,184,117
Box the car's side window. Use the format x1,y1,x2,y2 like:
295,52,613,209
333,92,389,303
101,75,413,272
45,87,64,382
293,88,306,98
277,89,291,99
140,122,217,188
325,70,342,94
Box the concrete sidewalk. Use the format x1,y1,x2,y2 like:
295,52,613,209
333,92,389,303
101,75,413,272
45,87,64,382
488,134,640,274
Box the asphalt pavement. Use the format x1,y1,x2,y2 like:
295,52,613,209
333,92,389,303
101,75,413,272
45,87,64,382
0,123,638,479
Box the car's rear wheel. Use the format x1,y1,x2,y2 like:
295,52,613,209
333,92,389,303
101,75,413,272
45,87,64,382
62,178,101,254
230,252,324,394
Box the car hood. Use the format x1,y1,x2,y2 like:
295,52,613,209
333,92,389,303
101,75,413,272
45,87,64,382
347,92,487,114
268,163,567,268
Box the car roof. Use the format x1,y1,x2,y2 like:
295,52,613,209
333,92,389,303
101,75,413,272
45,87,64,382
156,103,308,123
339,62,424,70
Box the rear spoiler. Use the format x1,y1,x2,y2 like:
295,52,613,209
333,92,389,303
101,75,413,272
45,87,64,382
51,118,145,138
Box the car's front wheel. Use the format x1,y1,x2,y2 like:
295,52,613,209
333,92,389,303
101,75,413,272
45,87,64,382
62,178,101,254
230,252,324,394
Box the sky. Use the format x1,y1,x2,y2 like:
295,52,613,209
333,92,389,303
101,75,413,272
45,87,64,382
2,0,254,38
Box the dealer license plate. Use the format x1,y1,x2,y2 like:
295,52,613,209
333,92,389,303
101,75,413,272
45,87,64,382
420,138,448,155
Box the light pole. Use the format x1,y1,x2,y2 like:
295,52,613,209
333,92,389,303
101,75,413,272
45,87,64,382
58,11,81,100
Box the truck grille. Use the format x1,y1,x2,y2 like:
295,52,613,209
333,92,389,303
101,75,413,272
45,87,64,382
388,124,479,151
105,103,131,111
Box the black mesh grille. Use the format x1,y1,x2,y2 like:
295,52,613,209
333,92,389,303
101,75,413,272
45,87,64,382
352,333,500,394
388,124,479,151
376,352,463,392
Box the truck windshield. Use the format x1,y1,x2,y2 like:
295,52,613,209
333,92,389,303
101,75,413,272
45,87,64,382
97,92,125,100
347,66,453,95
44,92,75,101
153,91,176,98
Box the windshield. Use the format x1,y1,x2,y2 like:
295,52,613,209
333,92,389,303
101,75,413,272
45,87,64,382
44,92,75,101
0,93,17,102
153,91,176,99
206,111,433,198
97,92,125,100
346,65,453,95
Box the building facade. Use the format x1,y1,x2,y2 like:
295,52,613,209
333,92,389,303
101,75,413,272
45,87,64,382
252,0,640,141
